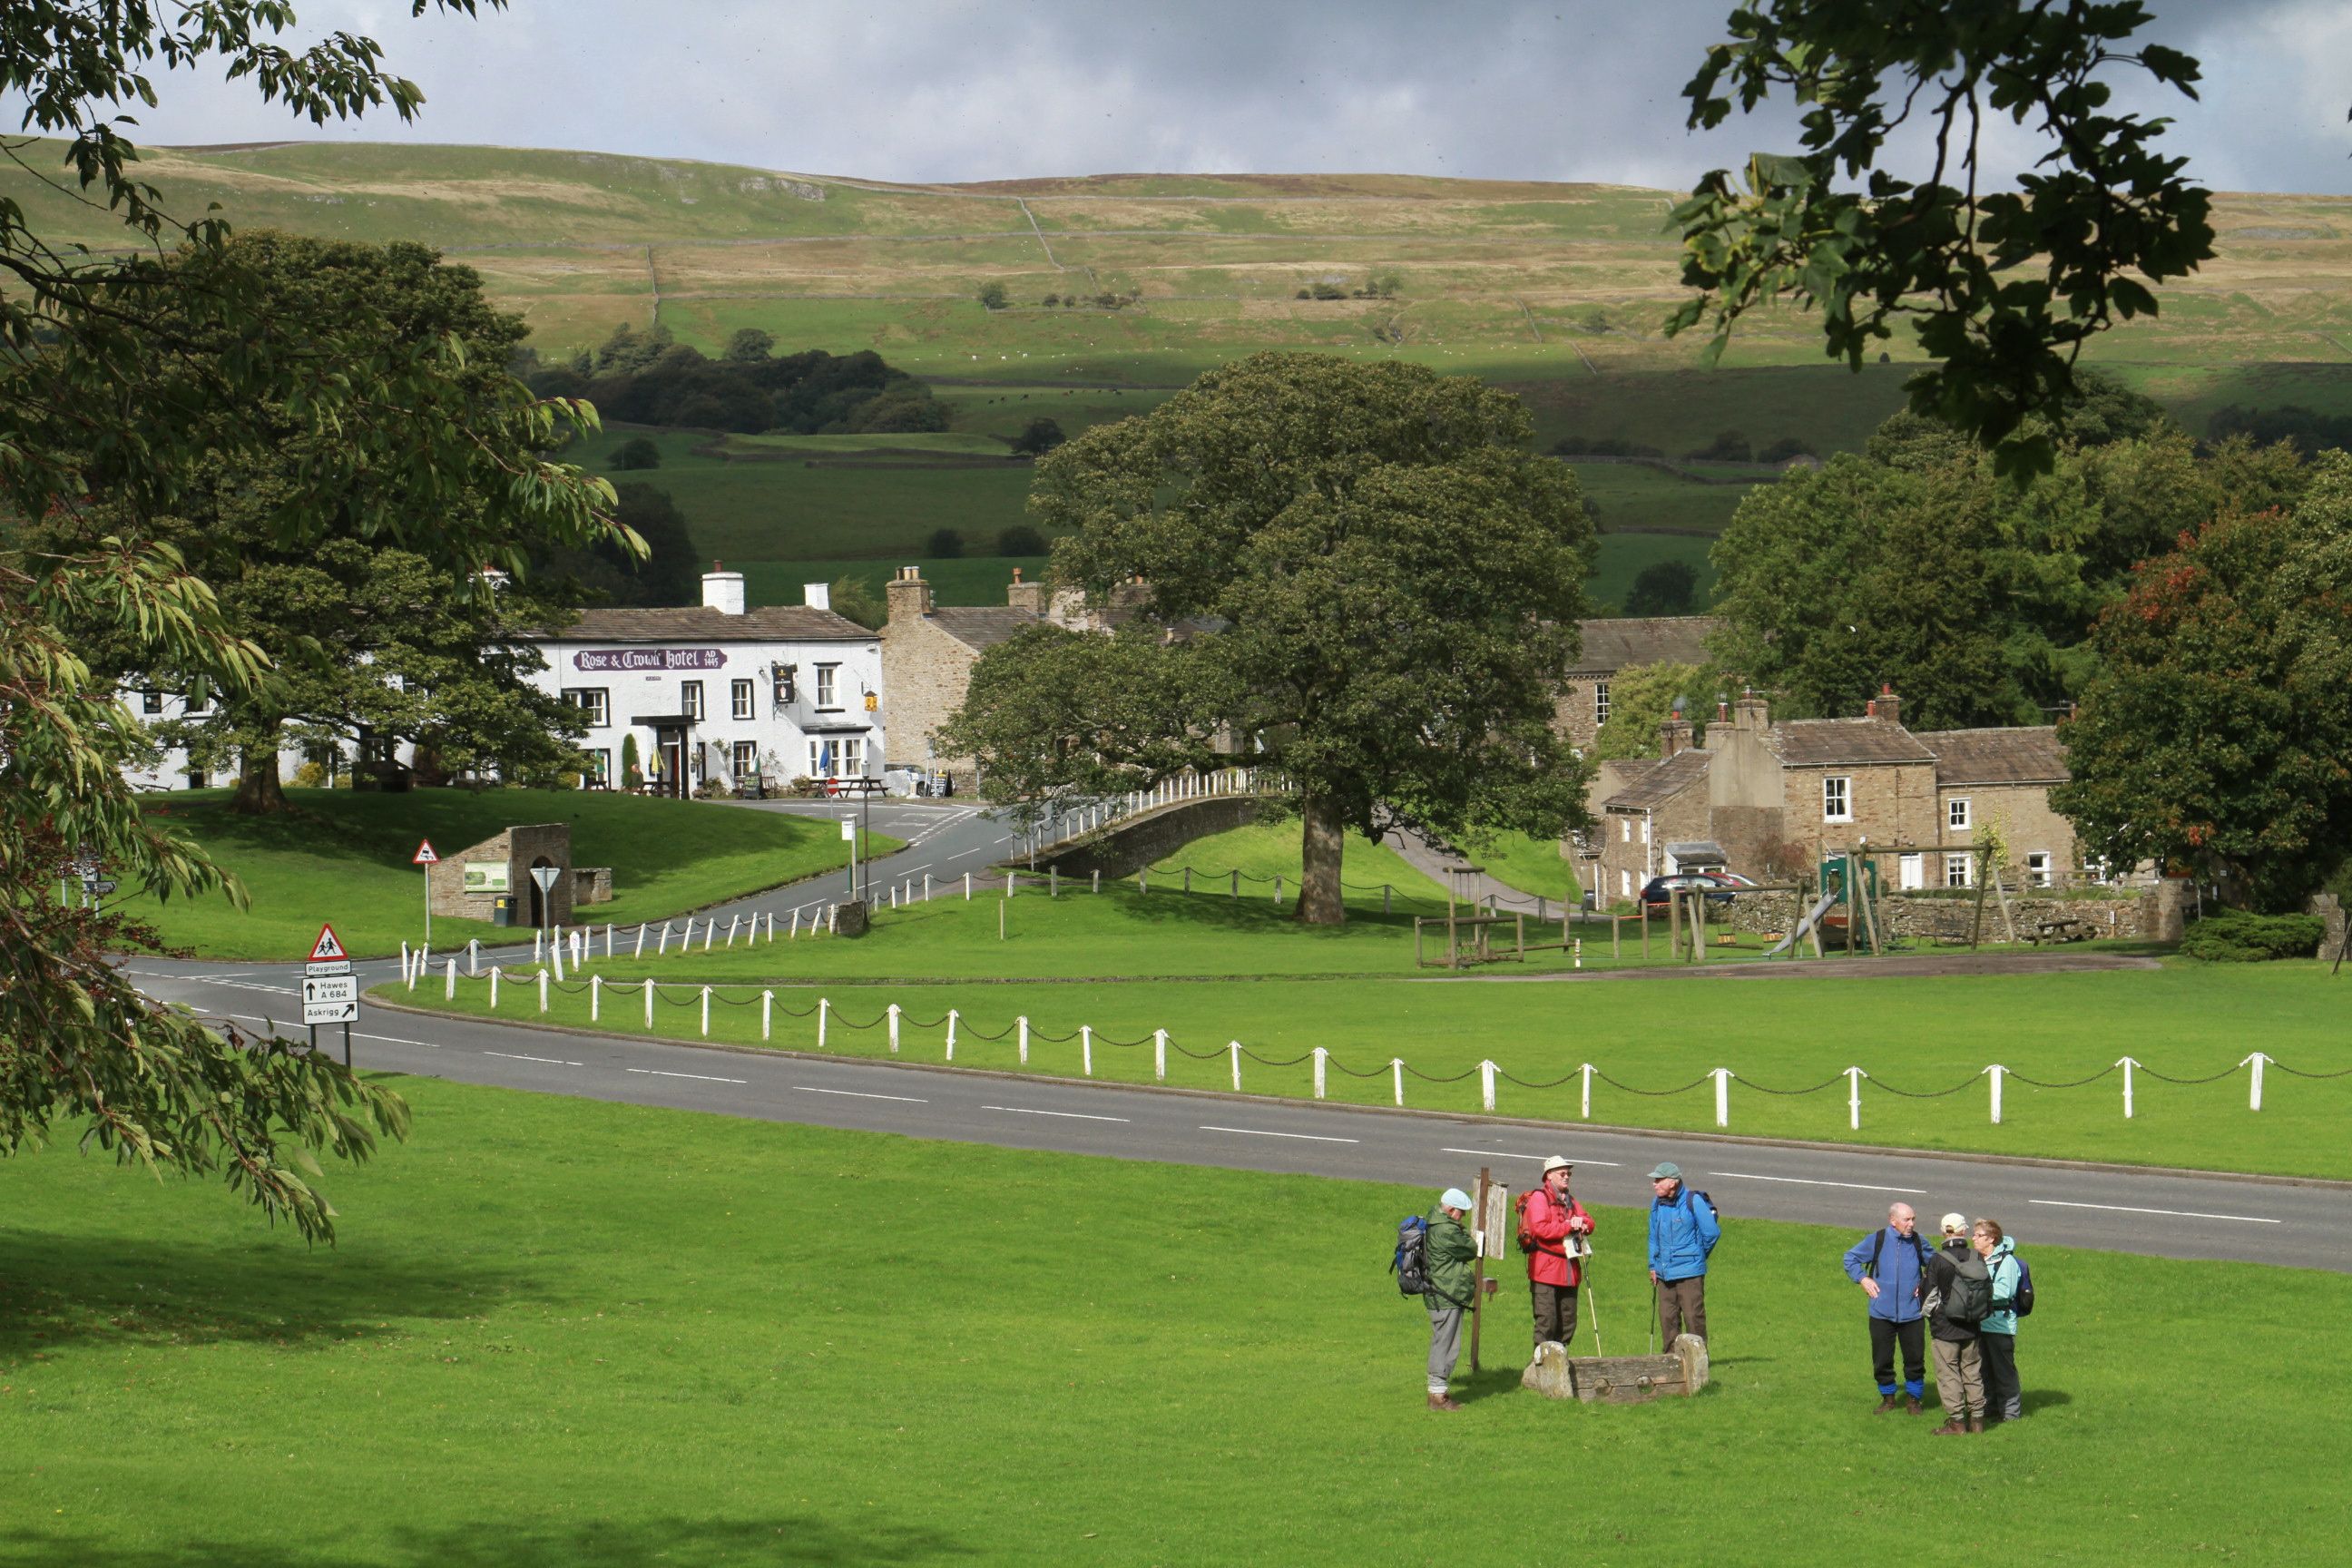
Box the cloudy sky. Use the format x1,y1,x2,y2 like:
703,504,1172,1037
73,1,2352,194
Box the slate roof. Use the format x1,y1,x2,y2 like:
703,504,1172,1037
1568,616,1723,674
1917,726,2069,785
928,605,1044,652
529,606,872,642
1601,748,1712,809
1763,718,1937,768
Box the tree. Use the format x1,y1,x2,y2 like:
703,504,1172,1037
1591,662,1715,761
723,327,776,363
2053,456,2352,910
1010,416,1067,457
828,574,887,631
0,1,627,1240
622,730,643,790
611,436,662,470
1622,559,1700,617
941,352,1596,925
926,528,965,560
976,281,1010,310
995,524,1048,557
1672,1,2215,475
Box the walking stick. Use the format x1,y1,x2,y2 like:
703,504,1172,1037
1583,1255,1604,1358
1648,1276,1660,1357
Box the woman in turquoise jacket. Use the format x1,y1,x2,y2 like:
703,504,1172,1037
1973,1220,2024,1423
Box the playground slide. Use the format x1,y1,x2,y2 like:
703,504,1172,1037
1765,889,1841,957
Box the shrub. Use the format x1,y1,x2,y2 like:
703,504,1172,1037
926,527,965,560
610,436,662,470
1759,436,1818,463
976,281,1009,310
1686,430,1752,463
2179,911,2327,962
996,524,1047,556
292,760,328,789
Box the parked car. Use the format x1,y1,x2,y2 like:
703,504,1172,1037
1640,873,1736,912
1702,870,1759,891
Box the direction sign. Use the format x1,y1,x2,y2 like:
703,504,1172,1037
308,923,348,963
305,958,352,979
301,975,358,1025
412,839,439,866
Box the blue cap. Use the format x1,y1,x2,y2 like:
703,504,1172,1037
1440,1188,1474,1210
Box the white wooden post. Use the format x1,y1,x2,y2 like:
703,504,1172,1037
965,872,972,900
537,971,549,1014
1273,875,1282,905
643,978,654,1029
468,937,481,975
762,990,773,1041
1006,872,1015,898
400,942,410,985
633,925,646,958
1846,1065,1864,1131
534,930,544,963
1989,1064,2005,1125
946,1009,957,1061
703,919,714,951
1480,1060,1496,1112
2120,1055,2136,1119
550,935,564,984
700,986,710,1037
1312,1047,1328,1100
1153,1028,1167,1082
887,1003,901,1054
445,958,456,999
606,924,613,959
2245,1052,2268,1111
789,909,802,939
1581,1062,1593,1121
1391,1057,1405,1107
489,967,499,1008
924,875,932,902
1017,1015,1029,1064
818,996,829,1050
1081,1025,1093,1077
1711,1067,1731,1128
1229,1041,1241,1092
591,974,602,1022
727,915,740,947
659,924,670,956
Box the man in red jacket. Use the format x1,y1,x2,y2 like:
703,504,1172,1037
1519,1155,1595,1350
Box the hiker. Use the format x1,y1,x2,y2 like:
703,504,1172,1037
1646,1161,1720,1347
1923,1211,1991,1435
1424,1187,1479,1411
1843,1201,1931,1414
1975,1219,2024,1424
1517,1156,1594,1350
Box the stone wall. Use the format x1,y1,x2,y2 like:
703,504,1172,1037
1034,796,1269,879
1714,886,2154,942
573,866,613,906
426,822,574,926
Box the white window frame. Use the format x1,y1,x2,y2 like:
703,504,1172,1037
1620,868,1632,898
585,750,611,787
680,681,704,721
1620,818,1632,843
1823,776,1851,823
1593,681,1611,728
730,679,755,720
731,740,759,778
1948,797,1972,832
815,663,839,710
1640,816,1651,844
1945,853,1974,889
2026,851,2053,888
1897,852,1925,891
564,688,611,729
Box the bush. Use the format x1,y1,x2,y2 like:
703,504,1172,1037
292,760,328,789
1008,416,1065,457
976,281,1009,310
1759,436,1818,463
996,524,1047,556
1686,430,1752,463
2179,911,2327,962
926,528,965,560
610,436,662,470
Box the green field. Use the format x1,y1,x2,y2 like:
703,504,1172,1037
5,1074,2341,1564
121,789,884,961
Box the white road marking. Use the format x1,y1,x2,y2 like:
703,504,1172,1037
627,1067,750,1085
982,1104,1131,1122
2030,1199,2280,1225
1442,1147,1622,1167
1710,1171,1926,1194
1200,1124,1359,1144
485,1050,583,1067
357,1033,442,1049
794,1085,927,1102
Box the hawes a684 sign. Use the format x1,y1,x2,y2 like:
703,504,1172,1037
573,647,726,672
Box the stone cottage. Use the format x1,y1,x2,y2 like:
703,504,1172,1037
1553,616,1724,752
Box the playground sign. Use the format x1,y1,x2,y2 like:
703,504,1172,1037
307,924,348,964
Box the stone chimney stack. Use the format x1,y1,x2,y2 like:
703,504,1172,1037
1734,688,1769,732
885,564,934,626
1877,682,1902,729
1660,701,1693,759
1005,565,1047,616
701,560,746,615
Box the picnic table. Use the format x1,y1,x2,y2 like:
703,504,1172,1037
2032,916,2093,945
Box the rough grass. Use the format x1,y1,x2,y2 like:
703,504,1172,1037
120,789,883,960
4,1075,2342,1565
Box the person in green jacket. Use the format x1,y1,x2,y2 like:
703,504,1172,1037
1974,1219,2024,1424
1425,1188,1479,1412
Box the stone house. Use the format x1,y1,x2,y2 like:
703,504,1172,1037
880,566,1053,788
1553,615,1724,752
1588,688,2081,904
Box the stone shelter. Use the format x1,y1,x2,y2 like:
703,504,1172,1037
426,822,593,929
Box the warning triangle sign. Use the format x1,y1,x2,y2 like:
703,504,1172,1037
308,923,348,963
412,839,439,865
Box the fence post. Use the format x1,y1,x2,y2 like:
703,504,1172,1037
592,974,603,1022
1480,1060,1496,1112
1050,867,1058,898
696,985,710,1036
1391,1057,1405,1107
1274,875,1282,905
1312,1047,1328,1100
887,1003,901,1054
1711,1067,1731,1128
762,990,773,1042
645,978,655,1030
946,1009,957,1061
633,925,645,959
1229,1041,1241,1093
1846,1065,1864,1131
1082,1025,1093,1077
818,996,829,1051
1580,1062,1593,1121
2245,1052,2268,1111
659,924,671,956
1573,937,1582,970
1185,867,1193,894
469,937,481,975
445,959,456,1000
402,941,413,985
549,934,564,985
538,971,549,1014
728,916,740,947
703,919,714,952
1383,885,1392,916
925,875,932,902
1231,869,1239,898
1988,1064,2005,1125
965,873,973,900
486,966,500,1009
1018,1015,1029,1064
1154,1028,1168,1082
2119,1055,2136,1119
1007,872,1015,898
1093,870,1101,895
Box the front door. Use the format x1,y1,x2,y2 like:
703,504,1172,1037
1897,853,1925,891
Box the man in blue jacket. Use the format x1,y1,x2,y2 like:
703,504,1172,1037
1842,1202,1930,1414
1646,1161,1720,1346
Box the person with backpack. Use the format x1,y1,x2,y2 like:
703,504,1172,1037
1974,1219,2028,1424
1518,1156,1595,1351
1645,1161,1720,1347
1922,1211,1992,1435
1417,1188,1480,1410
1842,1201,1931,1414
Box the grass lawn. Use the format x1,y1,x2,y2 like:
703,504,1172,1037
1456,828,1582,902
121,789,888,962
4,1075,2341,1565
1141,818,1446,900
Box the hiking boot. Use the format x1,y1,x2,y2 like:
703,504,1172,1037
1929,1417,1967,1436
1875,1394,1902,1414
1427,1392,1462,1412
1905,1396,1925,1415
1967,1416,1984,1434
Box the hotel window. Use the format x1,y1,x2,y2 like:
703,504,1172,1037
1823,776,1851,822
680,681,704,721
2026,851,2053,888
731,679,755,720
563,688,610,728
815,663,839,709
1594,681,1611,728
808,736,866,777
1948,797,1972,832
1945,853,1974,888
732,740,759,779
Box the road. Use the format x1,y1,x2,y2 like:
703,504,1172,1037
128,865,2352,1274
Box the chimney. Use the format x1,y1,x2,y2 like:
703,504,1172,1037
1660,700,1693,760
701,559,746,616
1877,682,1902,729
1005,565,1047,616
802,582,831,612
1735,687,1769,732
885,564,934,626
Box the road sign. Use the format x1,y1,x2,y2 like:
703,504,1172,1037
308,923,348,963
529,865,562,894
412,839,439,866
306,958,352,979
302,975,358,1025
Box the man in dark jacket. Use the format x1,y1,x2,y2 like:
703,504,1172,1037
1424,1188,1479,1411
1842,1201,1931,1414
1922,1211,1990,1435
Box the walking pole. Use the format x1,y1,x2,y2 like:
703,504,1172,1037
1583,1252,1604,1358
1649,1276,1660,1357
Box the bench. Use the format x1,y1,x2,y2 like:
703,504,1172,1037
2033,916,2093,945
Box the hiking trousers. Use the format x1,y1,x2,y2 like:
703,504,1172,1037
1979,1329,2022,1420
1931,1337,1984,1418
1658,1276,1707,1347
1530,1280,1579,1348
1868,1315,1927,1396
1426,1301,1466,1395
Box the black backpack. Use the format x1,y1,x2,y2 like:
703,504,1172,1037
1391,1216,1431,1297
1936,1250,1994,1326
1865,1227,1928,1280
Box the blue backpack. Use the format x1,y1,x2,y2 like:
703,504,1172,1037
2010,1253,2036,1318
1391,1216,1431,1297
